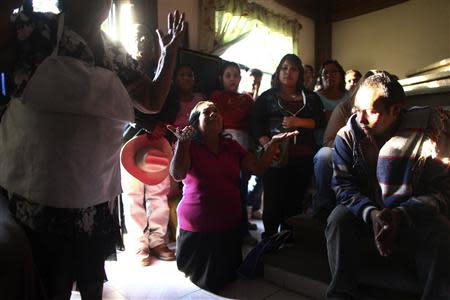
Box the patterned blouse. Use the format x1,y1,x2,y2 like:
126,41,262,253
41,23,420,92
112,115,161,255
7,11,144,237
12,11,143,98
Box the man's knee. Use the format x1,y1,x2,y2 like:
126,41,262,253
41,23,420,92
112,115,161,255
313,147,333,167
326,205,359,236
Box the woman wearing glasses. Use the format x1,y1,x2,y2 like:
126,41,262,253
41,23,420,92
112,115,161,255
251,54,325,239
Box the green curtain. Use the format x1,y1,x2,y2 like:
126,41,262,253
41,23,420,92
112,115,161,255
199,0,302,55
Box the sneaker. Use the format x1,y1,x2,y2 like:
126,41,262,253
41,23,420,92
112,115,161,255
149,244,176,261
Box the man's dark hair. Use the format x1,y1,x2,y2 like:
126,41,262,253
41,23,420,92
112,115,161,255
360,72,405,109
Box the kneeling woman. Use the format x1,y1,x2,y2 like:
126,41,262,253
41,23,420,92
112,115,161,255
168,101,296,292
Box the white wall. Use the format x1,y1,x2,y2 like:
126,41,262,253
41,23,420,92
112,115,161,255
332,0,450,78
157,0,200,50
157,0,315,66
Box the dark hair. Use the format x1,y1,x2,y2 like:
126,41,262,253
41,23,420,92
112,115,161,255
250,68,263,78
157,64,197,124
318,59,346,92
272,54,304,91
359,71,405,109
217,61,241,90
346,69,362,79
188,101,226,141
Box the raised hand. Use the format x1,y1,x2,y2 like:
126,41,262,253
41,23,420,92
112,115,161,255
265,131,299,160
166,124,195,142
271,130,299,143
156,10,185,55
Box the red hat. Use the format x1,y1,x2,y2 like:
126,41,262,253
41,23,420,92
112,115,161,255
120,134,173,185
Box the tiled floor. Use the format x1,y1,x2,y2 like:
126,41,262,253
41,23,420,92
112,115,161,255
70,220,312,300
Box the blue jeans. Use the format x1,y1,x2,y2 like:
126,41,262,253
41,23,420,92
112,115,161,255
313,147,335,215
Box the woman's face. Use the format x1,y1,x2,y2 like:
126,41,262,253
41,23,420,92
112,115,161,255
175,66,195,93
197,103,223,136
321,63,341,90
221,66,241,93
278,60,300,89
304,67,313,84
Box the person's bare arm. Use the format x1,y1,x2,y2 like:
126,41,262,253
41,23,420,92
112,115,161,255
127,10,185,114
282,116,315,129
167,125,194,181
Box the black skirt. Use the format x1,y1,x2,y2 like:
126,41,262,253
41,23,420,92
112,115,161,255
176,227,243,293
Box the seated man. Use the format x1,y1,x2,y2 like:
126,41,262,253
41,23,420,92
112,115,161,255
326,72,450,299
313,70,385,222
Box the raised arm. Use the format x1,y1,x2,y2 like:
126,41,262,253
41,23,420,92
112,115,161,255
127,10,185,114
167,125,194,181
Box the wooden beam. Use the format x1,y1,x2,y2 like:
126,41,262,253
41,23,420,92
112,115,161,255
274,0,318,20
132,0,158,32
331,0,410,22
315,0,332,70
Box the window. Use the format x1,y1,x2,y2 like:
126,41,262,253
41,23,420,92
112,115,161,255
30,0,139,58
32,0,59,13
101,2,139,58
218,20,293,94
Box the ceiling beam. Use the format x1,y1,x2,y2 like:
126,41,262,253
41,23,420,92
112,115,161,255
331,0,410,22
274,0,318,20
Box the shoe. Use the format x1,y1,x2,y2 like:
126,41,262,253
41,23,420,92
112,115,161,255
247,222,258,231
149,244,176,261
141,255,155,266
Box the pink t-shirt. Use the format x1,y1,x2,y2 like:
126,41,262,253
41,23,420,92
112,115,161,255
178,138,248,232
173,93,205,128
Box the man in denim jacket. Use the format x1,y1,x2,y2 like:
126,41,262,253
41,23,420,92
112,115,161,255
326,72,450,300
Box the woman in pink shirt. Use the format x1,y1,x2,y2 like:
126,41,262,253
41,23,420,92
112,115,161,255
167,101,297,292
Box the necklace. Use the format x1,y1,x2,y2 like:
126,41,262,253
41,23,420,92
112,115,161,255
276,90,306,144
277,90,306,117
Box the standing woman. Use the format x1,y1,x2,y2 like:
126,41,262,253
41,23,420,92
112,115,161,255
209,61,256,235
170,64,206,129
168,101,297,292
315,60,351,144
0,1,185,299
252,54,325,239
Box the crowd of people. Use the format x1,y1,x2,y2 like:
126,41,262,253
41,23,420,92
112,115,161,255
0,1,449,299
